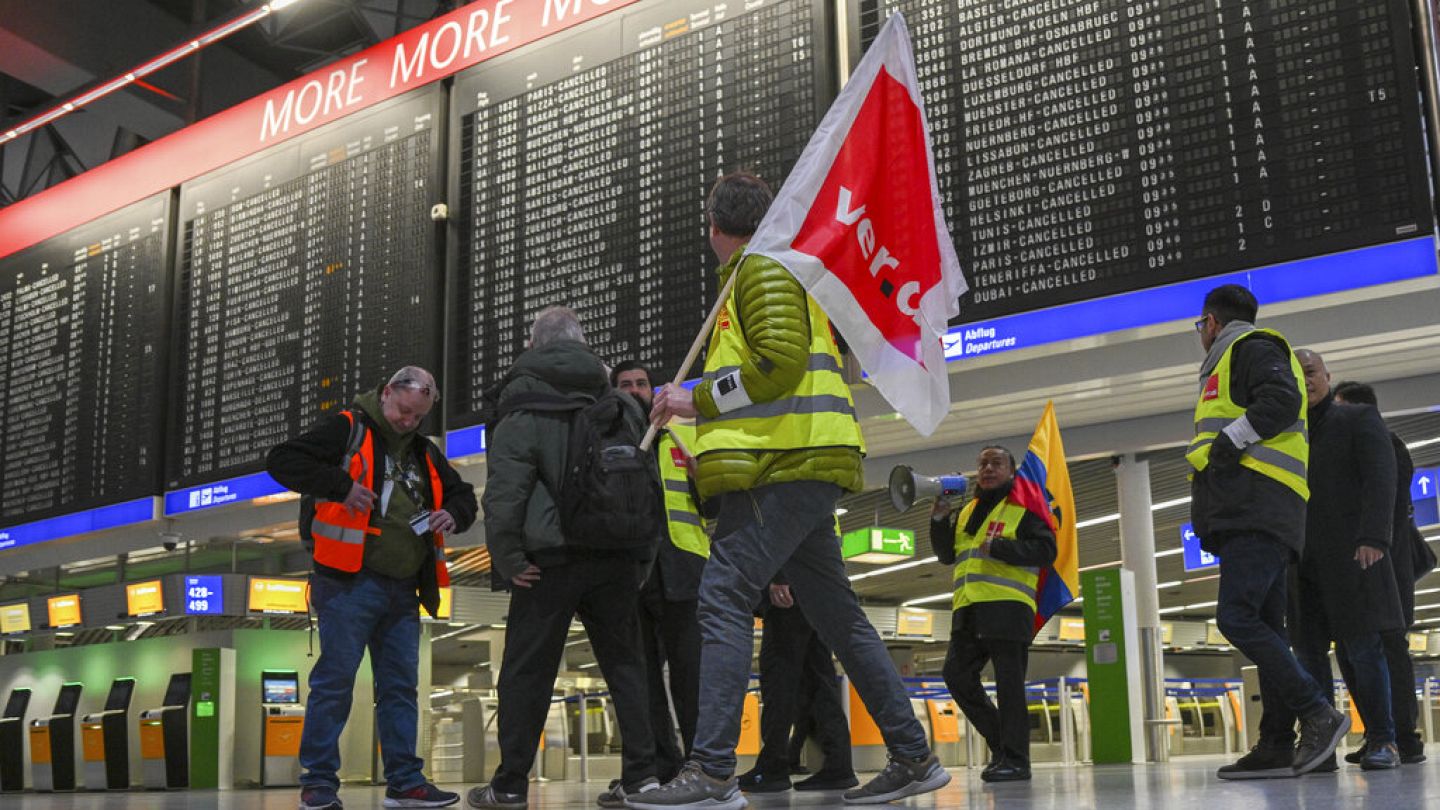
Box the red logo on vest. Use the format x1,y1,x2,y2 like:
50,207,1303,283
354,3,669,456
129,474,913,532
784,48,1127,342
986,521,1006,541
670,447,687,468
1202,374,1220,401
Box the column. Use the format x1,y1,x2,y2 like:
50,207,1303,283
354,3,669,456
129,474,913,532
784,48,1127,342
1115,453,1166,761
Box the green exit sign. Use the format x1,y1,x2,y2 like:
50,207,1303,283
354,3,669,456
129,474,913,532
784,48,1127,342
842,527,915,564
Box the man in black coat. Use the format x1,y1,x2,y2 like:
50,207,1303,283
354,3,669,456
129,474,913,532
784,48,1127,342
1290,350,1403,770
1332,381,1428,764
1189,285,1348,780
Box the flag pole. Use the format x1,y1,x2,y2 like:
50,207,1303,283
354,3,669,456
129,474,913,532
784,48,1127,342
639,266,741,451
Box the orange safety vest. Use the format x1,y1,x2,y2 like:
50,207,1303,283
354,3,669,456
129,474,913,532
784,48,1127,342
311,410,451,587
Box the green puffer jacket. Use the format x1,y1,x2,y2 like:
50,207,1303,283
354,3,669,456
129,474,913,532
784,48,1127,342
692,247,864,500
481,339,627,580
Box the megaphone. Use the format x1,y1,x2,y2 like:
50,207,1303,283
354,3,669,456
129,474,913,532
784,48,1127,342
888,465,968,513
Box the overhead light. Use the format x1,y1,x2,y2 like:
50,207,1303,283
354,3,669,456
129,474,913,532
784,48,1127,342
834,508,849,517
1158,606,1185,615
1185,601,1218,609
902,591,952,607
1074,496,1194,530
579,662,599,670
1406,436,1440,450
1157,581,1182,589
270,0,305,9
105,624,126,631
1155,548,1184,558
850,555,935,582
1415,604,1440,612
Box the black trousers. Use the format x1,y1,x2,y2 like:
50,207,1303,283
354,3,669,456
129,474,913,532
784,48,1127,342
755,603,853,776
1337,628,1422,754
639,583,702,783
942,617,1031,767
493,558,655,795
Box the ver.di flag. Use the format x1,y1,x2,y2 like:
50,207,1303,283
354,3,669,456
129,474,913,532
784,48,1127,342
1011,402,1079,637
741,11,965,436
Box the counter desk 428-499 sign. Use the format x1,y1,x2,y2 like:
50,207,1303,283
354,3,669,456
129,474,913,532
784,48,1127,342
853,0,1434,321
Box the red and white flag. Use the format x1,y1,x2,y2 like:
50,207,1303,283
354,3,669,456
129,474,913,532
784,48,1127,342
744,12,964,436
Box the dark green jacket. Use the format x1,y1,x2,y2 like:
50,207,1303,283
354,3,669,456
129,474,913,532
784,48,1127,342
691,248,864,499
481,340,648,580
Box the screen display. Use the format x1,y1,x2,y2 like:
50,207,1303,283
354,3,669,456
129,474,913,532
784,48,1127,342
261,672,300,704
184,574,225,616
125,579,164,617
46,594,81,628
247,577,308,615
0,602,29,634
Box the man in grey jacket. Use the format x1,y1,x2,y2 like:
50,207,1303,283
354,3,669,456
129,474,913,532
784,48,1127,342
467,307,657,810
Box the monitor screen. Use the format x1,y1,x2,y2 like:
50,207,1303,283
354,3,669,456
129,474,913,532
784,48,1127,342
3,688,30,719
261,672,299,704
105,679,135,711
247,578,308,614
125,580,165,617
0,602,30,634
46,594,81,628
162,673,192,707
54,684,82,716
184,575,224,615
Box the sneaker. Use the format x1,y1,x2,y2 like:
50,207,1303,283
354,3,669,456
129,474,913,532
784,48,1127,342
981,760,1030,783
385,783,460,808
1360,742,1401,771
793,770,859,791
465,784,527,810
1309,753,1338,774
299,787,343,810
736,767,791,793
1343,743,1368,765
598,777,659,808
623,762,746,810
1294,706,1351,776
842,753,951,805
1401,750,1427,765
1217,745,1296,780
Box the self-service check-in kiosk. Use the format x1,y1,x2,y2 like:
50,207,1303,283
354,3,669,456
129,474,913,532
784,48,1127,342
30,682,82,792
139,673,192,789
0,688,31,792
81,677,135,790
261,670,304,786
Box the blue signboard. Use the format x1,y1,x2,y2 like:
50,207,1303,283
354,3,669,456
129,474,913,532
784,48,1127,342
184,575,225,616
445,424,487,459
1413,467,1439,529
945,237,1436,362
164,472,285,517
1180,523,1219,573
0,498,156,552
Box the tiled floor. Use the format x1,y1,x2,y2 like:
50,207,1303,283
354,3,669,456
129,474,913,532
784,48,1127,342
3,752,1436,808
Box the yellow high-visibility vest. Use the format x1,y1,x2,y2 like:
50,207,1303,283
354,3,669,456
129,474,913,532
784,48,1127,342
1185,328,1309,500
952,498,1038,612
657,424,709,558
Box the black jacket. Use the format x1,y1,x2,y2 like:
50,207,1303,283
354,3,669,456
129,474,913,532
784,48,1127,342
1190,333,1308,557
266,400,478,614
1297,395,1403,637
931,482,1058,643
1389,432,1418,625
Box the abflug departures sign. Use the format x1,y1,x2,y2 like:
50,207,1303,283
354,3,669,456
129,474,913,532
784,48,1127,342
166,87,445,490
447,0,834,426
853,0,1434,321
0,194,172,528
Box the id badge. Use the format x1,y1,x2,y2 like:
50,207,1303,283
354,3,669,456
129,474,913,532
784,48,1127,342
408,510,432,535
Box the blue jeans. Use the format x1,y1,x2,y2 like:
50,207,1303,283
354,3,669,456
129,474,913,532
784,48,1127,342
300,570,425,792
690,481,930,777
1214,536,1328,746
1295,574,1395,745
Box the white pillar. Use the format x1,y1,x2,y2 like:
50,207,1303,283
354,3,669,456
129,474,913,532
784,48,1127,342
1115,453,1168,761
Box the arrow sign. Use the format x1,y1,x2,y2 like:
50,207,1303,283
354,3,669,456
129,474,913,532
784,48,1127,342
1413,467,1440,529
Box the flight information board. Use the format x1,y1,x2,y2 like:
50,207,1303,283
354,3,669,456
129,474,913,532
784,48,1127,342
169,87,444,489
448,0,832,426
853,0,1435,321
0,194,170,526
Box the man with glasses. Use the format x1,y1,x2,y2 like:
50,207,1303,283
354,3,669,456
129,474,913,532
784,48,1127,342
1188,285,1349,779
268,366,477,810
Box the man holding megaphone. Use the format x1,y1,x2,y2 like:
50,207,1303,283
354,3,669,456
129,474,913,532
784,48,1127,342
929,446,1056,783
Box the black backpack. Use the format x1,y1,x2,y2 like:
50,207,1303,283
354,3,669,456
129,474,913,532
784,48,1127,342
496,389,662,550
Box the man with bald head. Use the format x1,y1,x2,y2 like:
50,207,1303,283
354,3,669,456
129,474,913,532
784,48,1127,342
268,366,478,809
1289,349,1403,770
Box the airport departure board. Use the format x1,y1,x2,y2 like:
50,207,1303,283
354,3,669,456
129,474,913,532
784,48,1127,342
169,88,443,489
448,0,831,426
0,194,170,525
854,0,1434,320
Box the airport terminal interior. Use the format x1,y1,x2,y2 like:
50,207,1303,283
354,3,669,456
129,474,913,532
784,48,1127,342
3,0,1440,808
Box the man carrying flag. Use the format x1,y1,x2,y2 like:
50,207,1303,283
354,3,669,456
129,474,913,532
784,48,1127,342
638,12,959,810
928,404,1075,783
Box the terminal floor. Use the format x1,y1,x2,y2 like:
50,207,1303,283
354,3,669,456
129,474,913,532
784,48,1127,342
6,752,1437,809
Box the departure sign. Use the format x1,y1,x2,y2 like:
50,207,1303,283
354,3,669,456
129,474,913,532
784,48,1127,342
169,87,444,490
47,594,82,628
125,580,165,617
852,0,1433,321
0,602,30,634
184,575,225,616
247,577,309,615
448,0,831,424
0,193,171,528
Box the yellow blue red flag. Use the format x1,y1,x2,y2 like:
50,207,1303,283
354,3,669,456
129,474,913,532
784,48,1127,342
1011,401,1078,636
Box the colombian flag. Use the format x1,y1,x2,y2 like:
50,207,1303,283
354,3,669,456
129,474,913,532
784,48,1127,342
1012,402,1078,637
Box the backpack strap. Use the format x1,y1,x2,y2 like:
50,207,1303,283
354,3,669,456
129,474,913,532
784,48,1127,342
339,409,369,484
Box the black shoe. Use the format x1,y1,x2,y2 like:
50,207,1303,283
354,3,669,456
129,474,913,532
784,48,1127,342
1343,743,1368,765
1360,742,1401,771
465,785,526,810
1310,753,1338,774
842,753,950,804
793,771,859,791
736,768,791,793
981,761,1030,783
1294,706,1351,776
1401,750,1427,765
1216,745,1296,780
789,764,811,775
